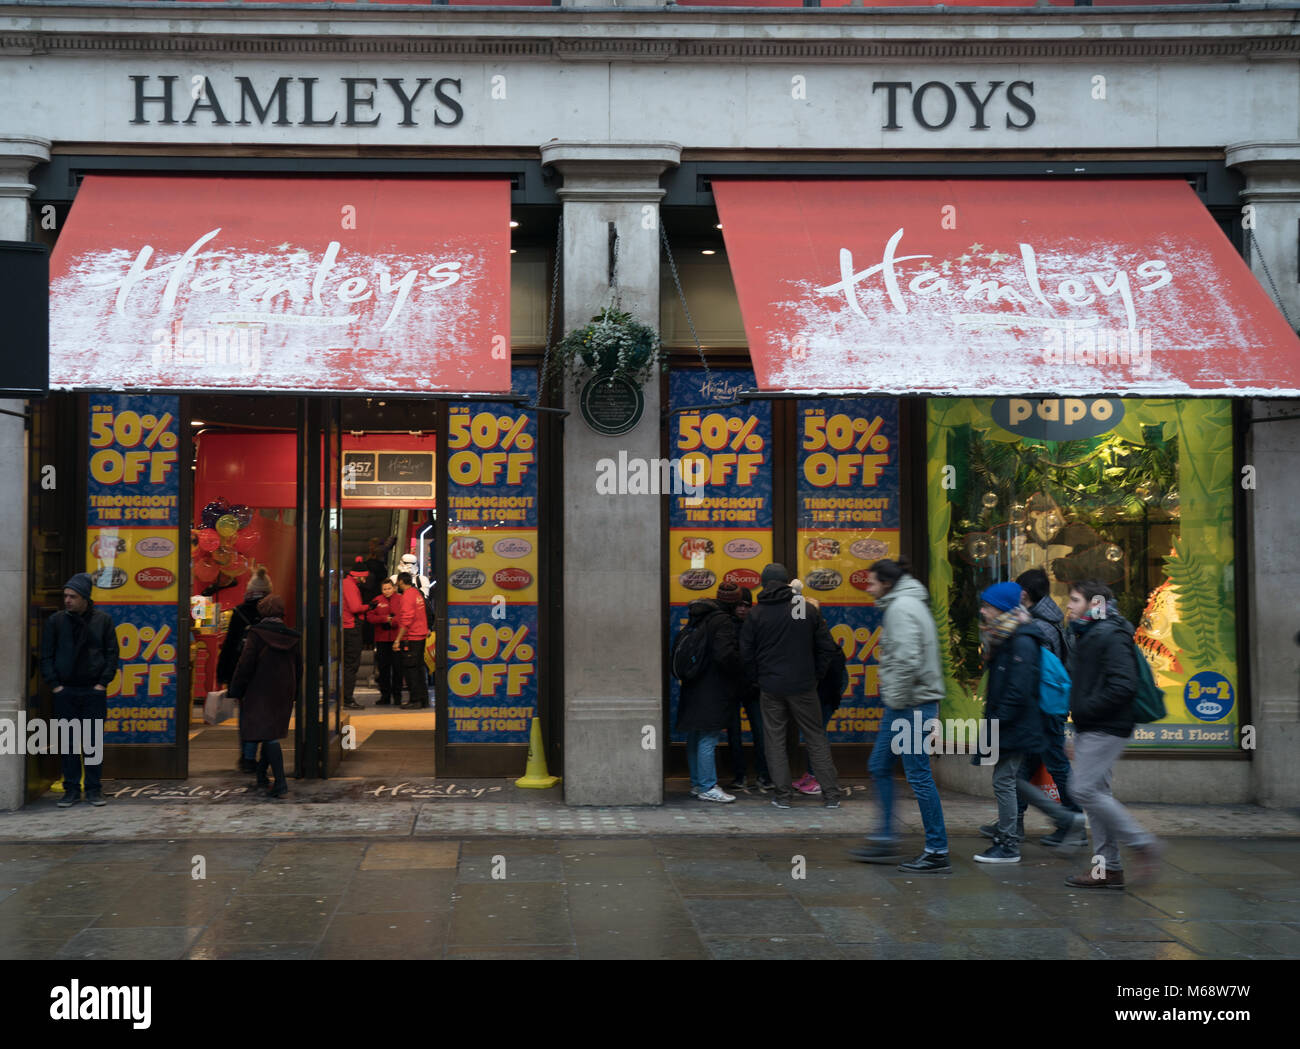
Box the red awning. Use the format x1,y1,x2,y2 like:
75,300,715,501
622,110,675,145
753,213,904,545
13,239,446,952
714,178,1300,396
49,175,511,393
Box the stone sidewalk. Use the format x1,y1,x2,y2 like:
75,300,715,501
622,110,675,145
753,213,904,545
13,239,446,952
1,834,1297,960
3,777,1299,841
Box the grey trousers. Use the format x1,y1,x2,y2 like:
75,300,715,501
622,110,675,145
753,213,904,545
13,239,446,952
760,688,841,802
1072,730,1157,871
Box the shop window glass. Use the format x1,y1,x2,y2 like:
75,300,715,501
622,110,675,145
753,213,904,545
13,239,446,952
444,366,540,744
926,397,1238,749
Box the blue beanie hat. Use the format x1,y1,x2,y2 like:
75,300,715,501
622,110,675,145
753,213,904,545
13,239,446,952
980,581,1024,613
64,573,94,600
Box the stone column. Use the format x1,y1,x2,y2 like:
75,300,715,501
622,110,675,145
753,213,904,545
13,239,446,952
1226,142,1300,809
0,135,50,812
541,141,680,805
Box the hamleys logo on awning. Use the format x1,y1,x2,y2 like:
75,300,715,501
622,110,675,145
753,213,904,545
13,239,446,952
816,229,1173,332
88,228,466,332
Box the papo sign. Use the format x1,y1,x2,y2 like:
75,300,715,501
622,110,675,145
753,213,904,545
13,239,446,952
991,397,1124,441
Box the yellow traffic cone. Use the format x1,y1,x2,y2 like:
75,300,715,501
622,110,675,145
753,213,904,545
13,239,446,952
515,716,560,789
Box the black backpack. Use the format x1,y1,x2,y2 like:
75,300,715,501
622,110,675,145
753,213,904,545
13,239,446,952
671,616,713,682
420,586,436,631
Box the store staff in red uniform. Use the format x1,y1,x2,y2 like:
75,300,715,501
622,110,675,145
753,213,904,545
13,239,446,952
367,580,402,707
393,571,430,709
341,558,370,711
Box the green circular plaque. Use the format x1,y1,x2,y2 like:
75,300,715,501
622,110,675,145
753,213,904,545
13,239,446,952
579,374,644,436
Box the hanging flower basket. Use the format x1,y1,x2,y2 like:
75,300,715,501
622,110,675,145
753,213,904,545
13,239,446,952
546,307,664,391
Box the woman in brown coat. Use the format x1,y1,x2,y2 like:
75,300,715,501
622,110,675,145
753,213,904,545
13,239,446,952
228,594,301,798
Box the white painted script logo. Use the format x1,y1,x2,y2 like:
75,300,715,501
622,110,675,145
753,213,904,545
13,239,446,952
816,228,1172,333
87,228,465,332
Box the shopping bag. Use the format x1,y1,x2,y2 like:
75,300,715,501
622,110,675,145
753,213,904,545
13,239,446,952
1030,762,1061,804
204,689,236,725
424,631,436,674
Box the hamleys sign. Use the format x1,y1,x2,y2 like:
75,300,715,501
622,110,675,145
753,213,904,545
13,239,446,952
49,175,512,394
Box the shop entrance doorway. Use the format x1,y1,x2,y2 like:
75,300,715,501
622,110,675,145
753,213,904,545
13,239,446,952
186,395,442,781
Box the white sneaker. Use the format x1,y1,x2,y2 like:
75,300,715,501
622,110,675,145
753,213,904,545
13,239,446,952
697,786,736,803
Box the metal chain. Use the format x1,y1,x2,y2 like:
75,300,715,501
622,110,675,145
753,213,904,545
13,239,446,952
661,221,712,390
534,216,563,404
1248,229,1295,329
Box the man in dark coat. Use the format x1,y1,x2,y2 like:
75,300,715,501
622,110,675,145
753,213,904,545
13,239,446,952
738,563,843,809
39,573,119,808
229,594,301,798
1064,580,1161,888
675,582,746,802
974,582,1083,864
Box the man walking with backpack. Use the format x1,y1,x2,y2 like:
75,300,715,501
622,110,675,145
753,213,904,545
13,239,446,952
972,583,1084,864
393,572,430,709
738,563,843,810
39,573,119,808
672,581,745,803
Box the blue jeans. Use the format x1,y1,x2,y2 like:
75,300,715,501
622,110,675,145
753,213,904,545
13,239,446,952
53,686,107,795
867,702,948,854
685,730,723,793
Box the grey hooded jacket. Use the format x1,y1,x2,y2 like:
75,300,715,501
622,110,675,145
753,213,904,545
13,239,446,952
875,574,946,710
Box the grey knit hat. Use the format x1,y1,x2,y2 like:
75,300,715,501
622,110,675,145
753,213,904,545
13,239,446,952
244,567,272,601
64,573,94,600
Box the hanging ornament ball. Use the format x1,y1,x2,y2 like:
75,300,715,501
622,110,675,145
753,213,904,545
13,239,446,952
232,504,254,529
1009,502,1027,525
1105,544,1124,563
201,499,230,529
234,528,261,554
971,539,989,560
194,557,219,583
1135,481,1159,504
197,528,221,553
981,491,999,509
215,514,240,539
1161,488,1181,516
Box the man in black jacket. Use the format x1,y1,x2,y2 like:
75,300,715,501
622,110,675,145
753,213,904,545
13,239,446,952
738,563,843,809
39,573,119,808
1063,580,1162,888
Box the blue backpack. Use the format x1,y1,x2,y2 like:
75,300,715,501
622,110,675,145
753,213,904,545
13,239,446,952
1038,646,1072,717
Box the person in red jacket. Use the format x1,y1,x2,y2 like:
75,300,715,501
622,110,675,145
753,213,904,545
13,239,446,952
341,558,370,711
393,571,430,709
366,579,402,707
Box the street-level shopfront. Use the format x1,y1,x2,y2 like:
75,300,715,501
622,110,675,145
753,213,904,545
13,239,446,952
5,5,1300,808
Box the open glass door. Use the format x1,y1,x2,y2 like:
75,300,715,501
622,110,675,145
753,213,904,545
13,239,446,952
297,396,345,778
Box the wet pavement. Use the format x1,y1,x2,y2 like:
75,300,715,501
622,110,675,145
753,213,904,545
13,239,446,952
1,833,1297,960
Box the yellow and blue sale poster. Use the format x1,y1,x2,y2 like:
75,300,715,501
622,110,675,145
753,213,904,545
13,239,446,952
667,369,773,743
797,397,901,743
444,367,539,744
87,394,181,744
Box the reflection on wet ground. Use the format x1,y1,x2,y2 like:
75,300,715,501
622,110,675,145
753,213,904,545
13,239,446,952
1,835,1295,960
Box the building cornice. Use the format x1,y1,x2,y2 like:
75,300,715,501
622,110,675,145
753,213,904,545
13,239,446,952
2,8,1300,61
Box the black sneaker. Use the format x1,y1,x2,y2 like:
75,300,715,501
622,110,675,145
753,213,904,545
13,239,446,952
728,777,748,791
898,851,951,873
755,776,775,792
974,841,1021,864
1040,814,1088,848
823,797,841,809
56,791,81,808
849,843,903,864
343,700,364,710
770,796,792,809
86,792,107,807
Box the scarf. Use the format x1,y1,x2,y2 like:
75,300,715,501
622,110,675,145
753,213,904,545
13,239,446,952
981,606,1028,662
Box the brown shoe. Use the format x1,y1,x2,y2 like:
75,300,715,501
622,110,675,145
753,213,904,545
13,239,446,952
1065,869,1125,890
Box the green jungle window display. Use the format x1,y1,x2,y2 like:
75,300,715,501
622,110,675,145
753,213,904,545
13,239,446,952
926,398,1238,749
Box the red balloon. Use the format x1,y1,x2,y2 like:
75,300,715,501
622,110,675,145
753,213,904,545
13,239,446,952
193,557,219,583
234,528,261,554
197,528,221,553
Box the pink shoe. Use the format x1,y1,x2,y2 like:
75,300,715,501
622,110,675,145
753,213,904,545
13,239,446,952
795,774,822,796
